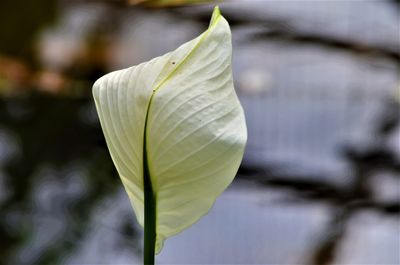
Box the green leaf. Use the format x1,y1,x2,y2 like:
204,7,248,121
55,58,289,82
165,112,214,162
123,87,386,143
92,6,247,254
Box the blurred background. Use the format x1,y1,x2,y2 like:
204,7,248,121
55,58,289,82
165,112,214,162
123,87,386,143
0,0,399,264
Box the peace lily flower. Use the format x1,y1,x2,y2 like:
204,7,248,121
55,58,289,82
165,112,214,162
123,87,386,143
93,6,247,264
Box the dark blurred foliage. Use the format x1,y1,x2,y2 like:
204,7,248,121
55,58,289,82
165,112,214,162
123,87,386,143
0,96,141,264
0,0,57,65
0,2,123,261
0,0,113,96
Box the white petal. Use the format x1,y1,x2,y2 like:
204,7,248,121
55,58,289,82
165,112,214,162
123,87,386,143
93,7,247,254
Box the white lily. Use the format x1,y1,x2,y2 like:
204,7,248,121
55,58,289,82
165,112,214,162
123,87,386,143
93,6,247,263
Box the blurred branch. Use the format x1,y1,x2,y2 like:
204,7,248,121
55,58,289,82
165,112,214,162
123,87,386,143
239,98,400,265
169,8,400,64
238,166,400,215
249,29,400,64
240,95,400,203
92,0,216,7
134,0,215,7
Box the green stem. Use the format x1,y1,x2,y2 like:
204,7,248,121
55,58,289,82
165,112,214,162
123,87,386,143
143,93,156,265
143,160,156,264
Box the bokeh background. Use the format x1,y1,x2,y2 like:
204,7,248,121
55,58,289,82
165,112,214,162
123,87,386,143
0,0,399,264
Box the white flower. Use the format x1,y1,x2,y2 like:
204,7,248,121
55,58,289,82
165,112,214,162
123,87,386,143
93,6,247,254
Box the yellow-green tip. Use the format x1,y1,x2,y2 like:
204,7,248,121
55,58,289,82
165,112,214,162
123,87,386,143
210,6,221,27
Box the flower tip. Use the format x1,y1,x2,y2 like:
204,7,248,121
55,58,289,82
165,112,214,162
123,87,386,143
214,5,221,14
210,5,221,26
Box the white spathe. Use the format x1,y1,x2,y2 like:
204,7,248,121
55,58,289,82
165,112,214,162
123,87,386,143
92,7,247,254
